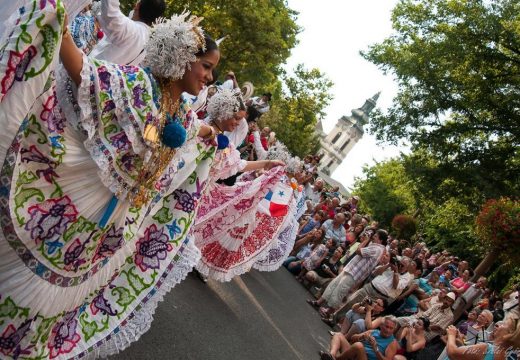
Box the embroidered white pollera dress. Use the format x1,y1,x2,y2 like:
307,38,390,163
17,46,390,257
0,1,218,358
194,145,306,281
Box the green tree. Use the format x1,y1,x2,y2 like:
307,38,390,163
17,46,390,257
262,64,333,158
363,0,520,201
120,0,300,90
352,158,416,228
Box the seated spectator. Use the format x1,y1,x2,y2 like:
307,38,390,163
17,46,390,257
450,269,473,297
343,196,360,214
502,283,520,322
306,246,344,293
394,317,429,360
418,286,446,313
338,256,412,315
298,210,325,237
319,316,399,360
398,292,456,343
291,228,325,257
438,269,453,289
332,298,387,341
305,178,325,206
446,320,516,360
452,276,487,322
296,239,335,282
457,307,482,336
387,239,400,256
284,233,324,275
308,230,387,316
464,309,494,344
321,213,347,246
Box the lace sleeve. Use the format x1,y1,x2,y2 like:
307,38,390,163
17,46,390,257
212,145,247,180
56,55,195,200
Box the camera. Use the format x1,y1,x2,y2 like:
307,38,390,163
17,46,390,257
390,254,399,266
363,297,373,305
321,264,329,271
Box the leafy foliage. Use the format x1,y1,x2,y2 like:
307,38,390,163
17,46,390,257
391,214,417,241
352,159,416,228
262,64,333,158
362,0,520,201
120,0,300,91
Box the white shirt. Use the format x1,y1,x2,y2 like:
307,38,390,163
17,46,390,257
90,0,150,65
305,184,322,204
250,96,270,114
371,269,412,299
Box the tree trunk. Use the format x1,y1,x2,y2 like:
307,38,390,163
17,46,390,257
472,248,498,282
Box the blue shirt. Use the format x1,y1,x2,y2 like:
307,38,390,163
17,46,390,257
363,330,396,360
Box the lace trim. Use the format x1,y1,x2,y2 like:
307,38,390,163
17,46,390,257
253,196,299,273
80,239,201,359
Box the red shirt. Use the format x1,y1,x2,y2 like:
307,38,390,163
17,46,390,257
247,134,268,150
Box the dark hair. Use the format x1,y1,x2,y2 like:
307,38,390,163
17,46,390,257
195,35,219,57
263,92,272,101
413,259,423,272
376,229,388,246
418,317,430,331
138,0,166,26
246,105,261,122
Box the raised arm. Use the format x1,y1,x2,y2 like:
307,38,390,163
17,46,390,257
242,159,284,172
97,0,141,43
60,15,84,86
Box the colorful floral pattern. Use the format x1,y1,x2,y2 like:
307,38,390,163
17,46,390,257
0,1,217,359
25,196,78,244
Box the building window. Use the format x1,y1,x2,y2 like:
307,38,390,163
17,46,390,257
331,132,342,144
327,159,334,168
340,139,351,152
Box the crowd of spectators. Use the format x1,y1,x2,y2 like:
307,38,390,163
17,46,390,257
280,174,520,360
208,70,520,360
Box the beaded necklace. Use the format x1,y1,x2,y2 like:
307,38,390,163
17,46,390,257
129,81,181,207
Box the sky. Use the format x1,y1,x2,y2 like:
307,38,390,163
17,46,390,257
285,0,406,191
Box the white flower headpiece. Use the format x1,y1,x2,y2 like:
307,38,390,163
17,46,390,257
143,12,205,80
267,141,302,174
207,88,243,122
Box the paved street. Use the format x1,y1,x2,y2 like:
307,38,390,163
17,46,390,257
110,268,332,360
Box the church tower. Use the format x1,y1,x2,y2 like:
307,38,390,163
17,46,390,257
317,92,380,175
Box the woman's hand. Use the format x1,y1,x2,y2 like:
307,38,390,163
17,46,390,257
264,159,285,170
446,325,458,337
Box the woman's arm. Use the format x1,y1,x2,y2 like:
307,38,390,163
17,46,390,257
406,332,426,353
241,159,284,172
446,325,485,359
60,17,84,86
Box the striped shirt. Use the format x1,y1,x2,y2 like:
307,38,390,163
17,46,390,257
343,243,385,283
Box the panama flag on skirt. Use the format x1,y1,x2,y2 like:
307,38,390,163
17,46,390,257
258,183,292,217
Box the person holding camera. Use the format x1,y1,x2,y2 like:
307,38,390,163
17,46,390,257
394,317,429,360
306,246,345,294
338,256,413,315
320,316,399,360
327,297,387,338
307,230,388,316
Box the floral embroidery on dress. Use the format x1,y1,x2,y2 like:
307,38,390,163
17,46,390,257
25,196,78,244
47,311,81,359
0,45,37,95
135,224,173,271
